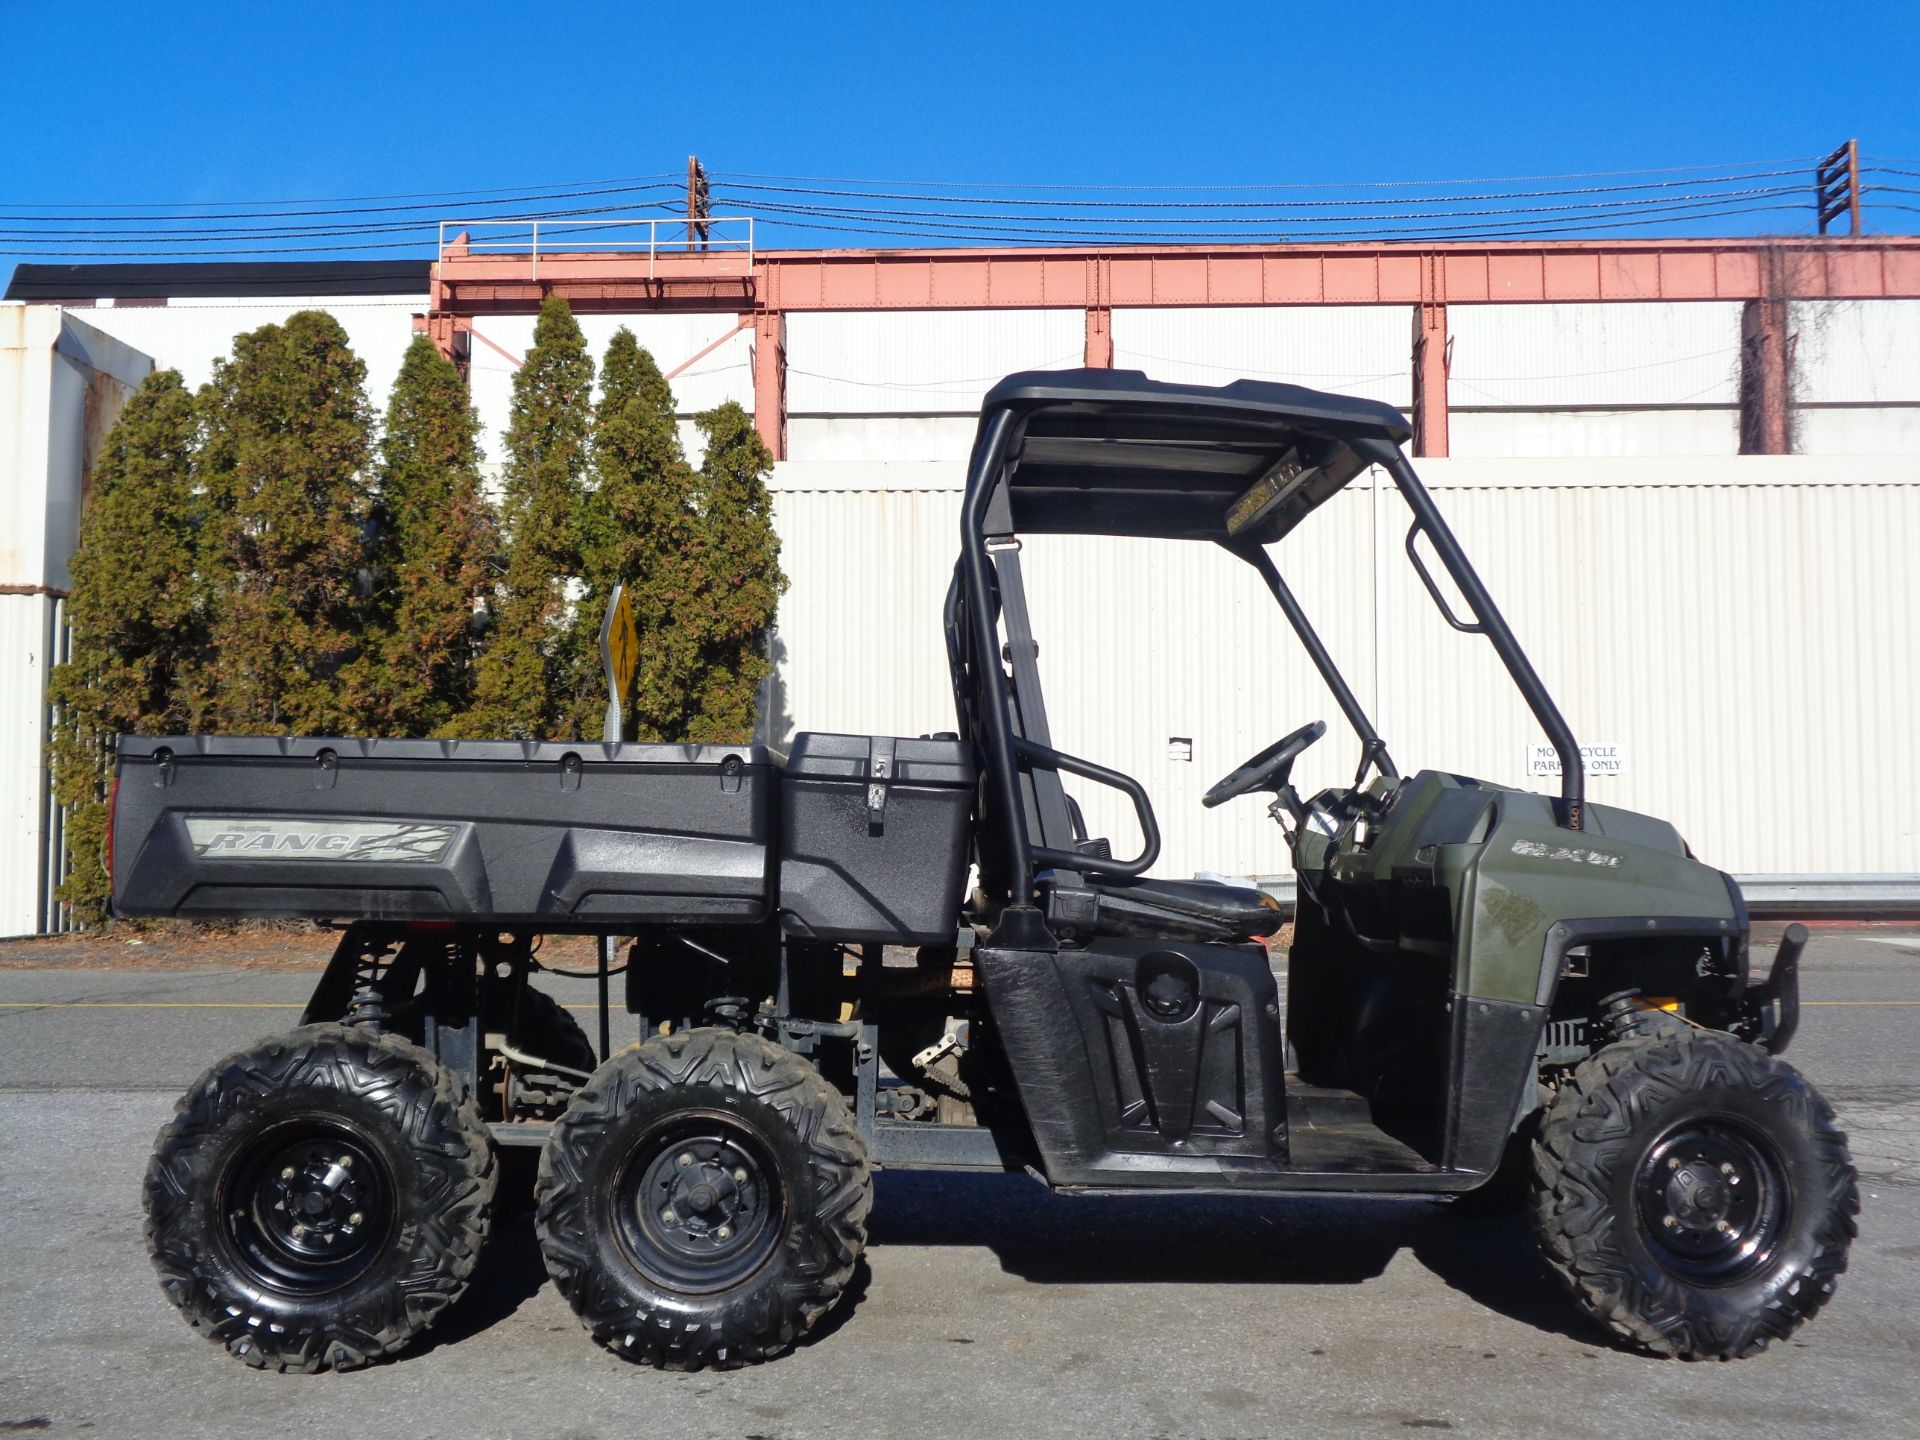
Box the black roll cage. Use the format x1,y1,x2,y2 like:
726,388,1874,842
948,371,1585,915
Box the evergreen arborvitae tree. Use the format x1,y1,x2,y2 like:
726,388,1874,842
360,335,495,736
568,328,707,740
46,370,202,922
190,311,375,734
458,294,593,739
686,402,786,743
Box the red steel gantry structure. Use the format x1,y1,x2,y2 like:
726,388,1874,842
418,233,1920,460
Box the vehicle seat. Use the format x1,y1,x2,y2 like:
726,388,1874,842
1038,872,1284,943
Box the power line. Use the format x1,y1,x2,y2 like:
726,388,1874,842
712,168,1813,211
0,174,681,210
713,186,1805,232
731,196,1813,246
0,182,680,225
715,157,1823,191
0,200,683,244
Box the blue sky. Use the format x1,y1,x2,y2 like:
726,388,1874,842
4,0,1918,274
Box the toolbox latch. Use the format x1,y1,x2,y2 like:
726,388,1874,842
313,749,339,790
865,736,895,827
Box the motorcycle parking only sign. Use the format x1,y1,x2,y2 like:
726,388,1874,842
1527,742,1626,778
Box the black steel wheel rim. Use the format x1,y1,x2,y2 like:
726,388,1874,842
218,1117,395,1294
1634,1116,1789,1286
613,1115,786,1294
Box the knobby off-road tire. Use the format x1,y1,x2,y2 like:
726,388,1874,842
509,985,598,1074
1530,1028,1857,1359
536,1028,871,1369
144,1023,498,1373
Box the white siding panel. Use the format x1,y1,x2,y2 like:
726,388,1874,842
73,297,423,406
0,595,57,937
467,312,755,469
787,415,979,463
1111,306,1413,408
0,307,53,589
1376,458,1920,874
1793,405,1920,454
1019,497,1377,882
1450,408,1738,458
765,483,966,748
785,310,1083,415
767,455,1920,881
1793,300,1920,404
1449,302,1744,408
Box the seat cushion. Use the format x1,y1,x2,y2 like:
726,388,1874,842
1093,876,1285,937
1033,872,1284,942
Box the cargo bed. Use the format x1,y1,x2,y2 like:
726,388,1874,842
111,736,775,926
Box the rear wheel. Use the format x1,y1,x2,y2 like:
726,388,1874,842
535,1028,871,1369
144,1024,496,1372
1530,1028,1857,1359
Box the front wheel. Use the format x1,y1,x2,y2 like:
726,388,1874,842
535,1029,871,1369
143,1024,497,1372
1530,1028,1857,1359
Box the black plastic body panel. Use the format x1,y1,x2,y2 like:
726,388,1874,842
111,736,773,925
1442,994,1546,1174
977,938,1287,1187
777,732,975,944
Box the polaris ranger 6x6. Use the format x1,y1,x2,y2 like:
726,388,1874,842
119,369,1853,1373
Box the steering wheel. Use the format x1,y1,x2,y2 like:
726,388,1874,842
1201,720,1327,808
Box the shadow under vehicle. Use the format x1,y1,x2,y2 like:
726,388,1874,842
115,369,1854,1373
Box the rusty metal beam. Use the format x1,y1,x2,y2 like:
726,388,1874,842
1083,307,1112,367
412,311,472,381
663,316,752,382
1412,302,1450,458
751,310,786,460
433,237,1920,319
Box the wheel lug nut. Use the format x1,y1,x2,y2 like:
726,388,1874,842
338,1155,353,1169
348,1212,363,1227
662,1209,678,1224
716,1225,732,1241
676,1153,693,1168
1719,1162,1734,1175
1667,1157,1681,1170
1715,1219,1732,1233
280,1166,296,1180
733,1168,748,1184
1662,1215,1679,1228
292,1224,307,1238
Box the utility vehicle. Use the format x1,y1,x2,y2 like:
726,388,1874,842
121,369,1854,1374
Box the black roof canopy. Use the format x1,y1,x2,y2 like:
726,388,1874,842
975,368,1411,543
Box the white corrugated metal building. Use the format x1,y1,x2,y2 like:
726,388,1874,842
3,271,1917,933
1,306,153,933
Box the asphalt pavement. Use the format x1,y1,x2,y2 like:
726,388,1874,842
1,929,1916,1440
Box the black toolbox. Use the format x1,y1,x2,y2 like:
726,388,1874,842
111,736,775,925
777,733,975,944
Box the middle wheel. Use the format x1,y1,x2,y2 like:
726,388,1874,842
535,1028,872,1369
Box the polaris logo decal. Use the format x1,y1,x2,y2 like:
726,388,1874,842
185,818,458,864
1510,838,1623,868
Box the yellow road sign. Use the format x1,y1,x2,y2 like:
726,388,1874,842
600,583,638,707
